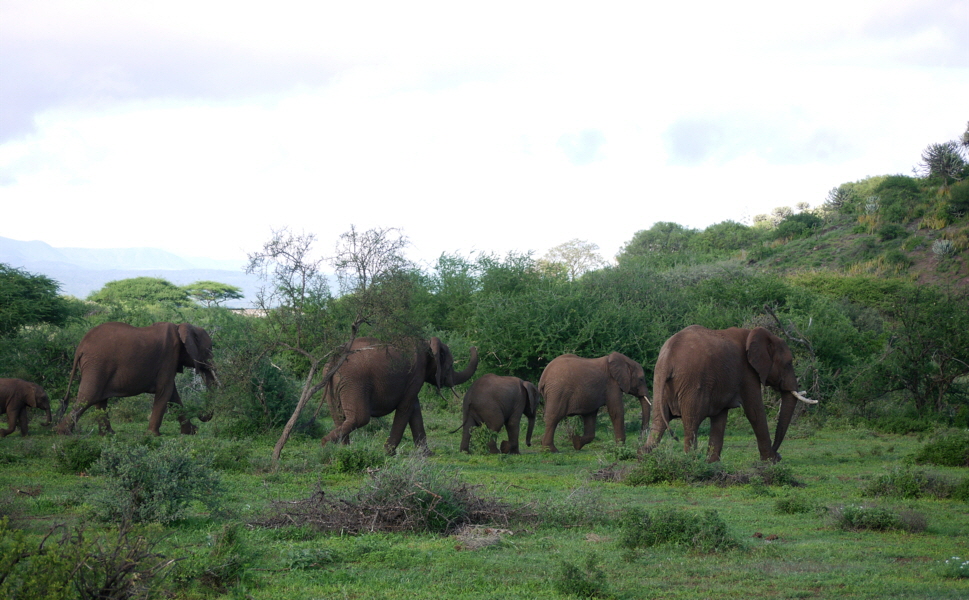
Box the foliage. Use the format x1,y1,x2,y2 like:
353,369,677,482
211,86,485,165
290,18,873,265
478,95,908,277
912,431,969,467
618,507,740,553
939,556,969,579
774,212,823,240
174,523,251,593
53,437,103,474
539,487,611,528
830,504,925,532
331,441,386,474
625,446,722,485
874,175,923,223
862,466,958,500
181,280,244,307
919,141,968,187
554,552,614,599
774,494,818,515
0,518,176,599
539,239,607,281
91,439,221,524
87,277,193,308
618,221,698,260
0,263,76,338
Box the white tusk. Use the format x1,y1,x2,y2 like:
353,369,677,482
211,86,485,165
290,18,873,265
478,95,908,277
793,390,818,404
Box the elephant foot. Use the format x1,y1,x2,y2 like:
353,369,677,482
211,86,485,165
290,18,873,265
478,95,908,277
180,422,198,435
572,435,589,451
499,440,510,454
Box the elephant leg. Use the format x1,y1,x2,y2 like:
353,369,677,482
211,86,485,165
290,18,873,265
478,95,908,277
383,403,416,454
167,390,199,436
460,422,473,453
485,426,500,454
0,410,17,437
573,413,598,450
147,384,176,436
707,409,729,463
321,411,369,447
406,404,431,455
681,414,700,454
542,415,561,453
606,398,626,446
503,420,520,454
18,407,30,436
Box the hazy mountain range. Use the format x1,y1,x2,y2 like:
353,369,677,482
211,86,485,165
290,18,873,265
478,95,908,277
1,236,260,307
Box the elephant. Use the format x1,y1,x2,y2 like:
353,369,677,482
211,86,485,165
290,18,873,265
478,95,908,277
539,352,650,452
0,378,52,437
455,374,539,454
57,322,217,436
321,336,478,453
644,325,817,463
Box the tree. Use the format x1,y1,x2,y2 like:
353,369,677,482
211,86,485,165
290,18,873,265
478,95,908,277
618,222,698,260
919,141,967,191
181,281,244,307
538,239,607,281
87,277,191,307
0,264,74,337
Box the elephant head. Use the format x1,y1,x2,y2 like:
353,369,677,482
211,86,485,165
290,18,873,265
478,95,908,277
746,327,816,458
607,352,650,401
427,337,479,390
28,383,52,426
178,323,218,389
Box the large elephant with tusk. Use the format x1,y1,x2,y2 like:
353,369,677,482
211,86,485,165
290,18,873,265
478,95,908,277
643,325,817,463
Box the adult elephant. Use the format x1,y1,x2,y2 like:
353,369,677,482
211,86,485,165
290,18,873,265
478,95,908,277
321,336,478,453
57,322,217,436
456,374,539,454
539,352,650,452
0,378,52,437
644,325,817,463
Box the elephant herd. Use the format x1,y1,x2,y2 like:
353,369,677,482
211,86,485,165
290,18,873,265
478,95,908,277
1,321,817,463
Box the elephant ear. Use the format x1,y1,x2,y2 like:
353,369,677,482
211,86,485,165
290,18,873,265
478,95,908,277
178,323,203,368
428,337,445,389
25,385,38,408
746,327,774,385
522,381,539,417
607,353,635,393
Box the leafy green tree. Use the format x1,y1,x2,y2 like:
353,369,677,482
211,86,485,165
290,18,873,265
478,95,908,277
619,222,698,261
87,277,192,308
181,281,244,307
690,220,762,253
919,141,968,191
773,212,823,240
0,263,75,337
873,175,922,223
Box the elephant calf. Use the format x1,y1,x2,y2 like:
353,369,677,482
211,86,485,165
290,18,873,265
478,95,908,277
456,374,539,454
0,378,53,437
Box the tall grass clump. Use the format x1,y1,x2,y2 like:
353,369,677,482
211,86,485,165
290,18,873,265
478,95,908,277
618,507,740,553
554,552,615,599
625,445,722,486
91,438,221,524
52,437,102,474
330,440,386,474
831,504,926,533
938,556,969,579
912,431,969,467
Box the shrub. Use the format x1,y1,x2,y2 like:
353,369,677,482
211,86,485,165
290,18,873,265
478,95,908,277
618,507,740,553
555,552,614,599
878,223,909,241
91,439,221,524
913,432,969,467
541,487,611,528
774,494,816,515
0,518,176,599
830,504,925,532
625,446,722,485
939,556,969,579
871,416,934,435
175,523,251,592
331,442,385,474
53,437,102,474
863,467,956,500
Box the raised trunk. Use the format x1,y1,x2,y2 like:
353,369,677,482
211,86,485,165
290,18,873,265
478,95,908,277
449,347,479,386
771,391,799,453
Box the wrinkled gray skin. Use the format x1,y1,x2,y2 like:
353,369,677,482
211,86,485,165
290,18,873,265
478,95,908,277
645,325,809,463
457,374,539,454
539,352,650,452
322,337,479,453
0,378,52,437
57,322,217,436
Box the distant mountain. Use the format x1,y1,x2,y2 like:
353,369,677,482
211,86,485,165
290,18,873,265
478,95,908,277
0,236,260,307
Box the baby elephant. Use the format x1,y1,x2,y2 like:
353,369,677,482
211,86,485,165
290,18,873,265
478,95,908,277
1,378,53,438
457,374,539,454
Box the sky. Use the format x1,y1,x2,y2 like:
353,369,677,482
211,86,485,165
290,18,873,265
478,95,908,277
1,0,967,270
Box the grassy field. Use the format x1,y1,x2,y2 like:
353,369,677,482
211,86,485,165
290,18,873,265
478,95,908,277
2,399,968,599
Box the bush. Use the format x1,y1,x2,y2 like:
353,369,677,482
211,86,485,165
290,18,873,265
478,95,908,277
863,467,957,500
618,507,740,553
331,442,385,474
625,446,722,485
774,494,817,515
91,439,221,524
913,432,969,467
175,523,251,592
878,224,909,241
831,504,925,532
871,416,934,435
53,437,102,474
939,556,969,579
541,487,611,528
555,552,614,599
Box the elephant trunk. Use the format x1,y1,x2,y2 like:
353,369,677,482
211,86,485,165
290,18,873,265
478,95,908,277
42,404,52,426
449,346,479,387
771,390,799,453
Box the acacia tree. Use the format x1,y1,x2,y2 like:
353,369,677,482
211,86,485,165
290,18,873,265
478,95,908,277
538,239,606,281
181,281,244,307
247,226,416,460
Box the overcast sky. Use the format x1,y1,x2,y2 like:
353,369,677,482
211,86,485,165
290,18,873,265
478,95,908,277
1,0,967,269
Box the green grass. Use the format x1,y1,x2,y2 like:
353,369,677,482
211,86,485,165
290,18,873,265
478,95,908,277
1,404,968,598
